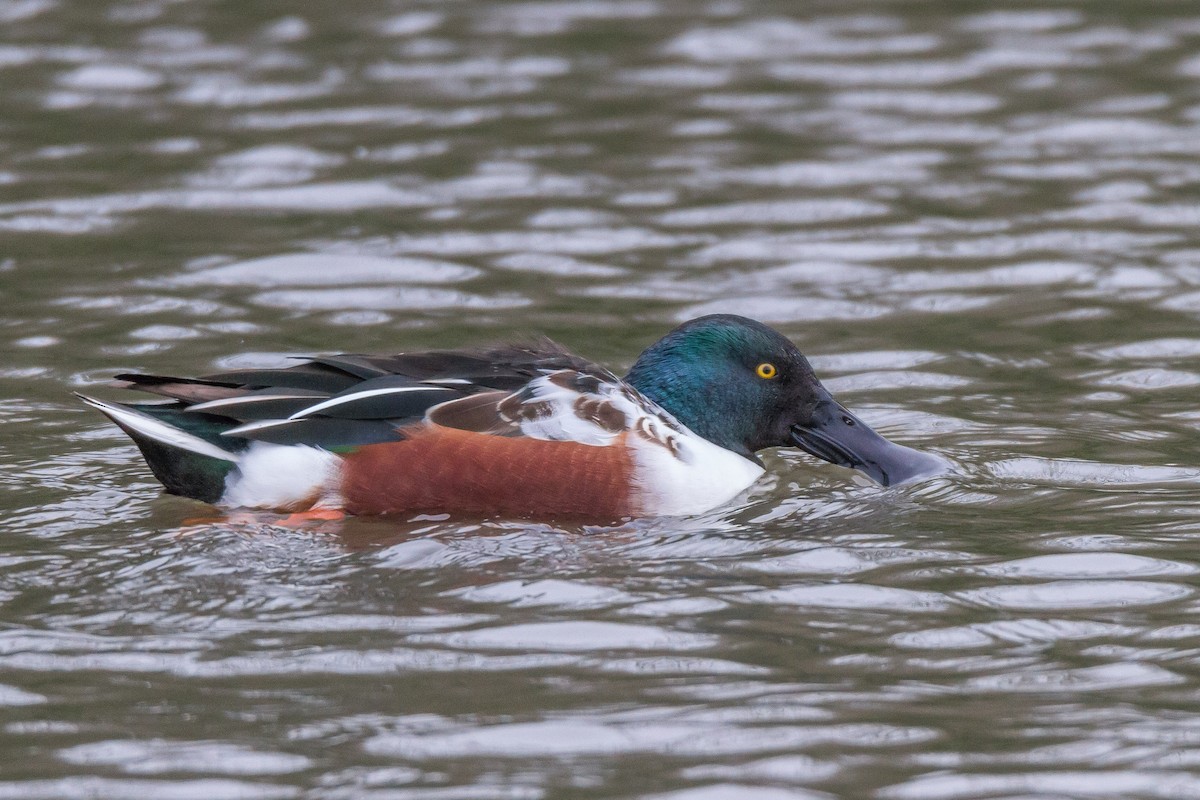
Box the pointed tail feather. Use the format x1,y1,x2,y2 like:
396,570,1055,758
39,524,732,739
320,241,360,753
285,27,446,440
77,394,240,503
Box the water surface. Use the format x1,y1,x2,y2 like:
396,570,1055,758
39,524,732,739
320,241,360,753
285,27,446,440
4,2,1200,798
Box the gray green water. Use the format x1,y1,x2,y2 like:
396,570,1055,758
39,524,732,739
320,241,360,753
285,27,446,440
5,1,1200,798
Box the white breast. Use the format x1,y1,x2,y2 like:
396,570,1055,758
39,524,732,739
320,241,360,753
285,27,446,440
628,427,764,517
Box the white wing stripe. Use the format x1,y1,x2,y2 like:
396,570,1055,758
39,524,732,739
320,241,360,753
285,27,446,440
188,394,324,412
289,386,456,420
222,419,295,436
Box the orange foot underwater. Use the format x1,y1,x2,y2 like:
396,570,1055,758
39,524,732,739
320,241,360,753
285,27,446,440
281,507,347,526
178,506,346,532
79,315,945,521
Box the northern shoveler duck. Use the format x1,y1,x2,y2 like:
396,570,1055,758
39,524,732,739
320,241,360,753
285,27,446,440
79,314,942,520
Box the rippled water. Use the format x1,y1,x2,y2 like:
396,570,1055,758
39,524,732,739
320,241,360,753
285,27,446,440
5,2,1200,798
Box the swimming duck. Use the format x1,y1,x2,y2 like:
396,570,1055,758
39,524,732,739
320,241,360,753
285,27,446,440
79,314,941,520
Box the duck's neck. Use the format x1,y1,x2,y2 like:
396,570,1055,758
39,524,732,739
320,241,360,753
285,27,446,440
625,352,757,460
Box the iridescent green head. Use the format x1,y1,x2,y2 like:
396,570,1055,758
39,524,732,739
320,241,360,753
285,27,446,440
625,314,941,485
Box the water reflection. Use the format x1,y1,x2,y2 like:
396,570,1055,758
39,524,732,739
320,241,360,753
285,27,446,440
5,1,1200,798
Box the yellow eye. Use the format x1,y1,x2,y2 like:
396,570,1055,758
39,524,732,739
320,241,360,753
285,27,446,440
756,362,777,379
